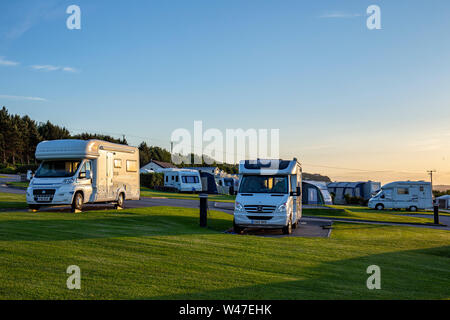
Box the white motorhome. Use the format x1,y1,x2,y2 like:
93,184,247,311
163,169,202,192
233,159,302,235
26,139,140,212
368,181,432,211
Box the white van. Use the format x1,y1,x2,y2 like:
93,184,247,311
368,181,432,211
164,169,202,192
26,139,140,212
233,159,302,235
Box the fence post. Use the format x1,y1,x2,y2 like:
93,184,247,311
199,193,208,227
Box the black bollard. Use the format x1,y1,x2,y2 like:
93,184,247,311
433,202,439,225
199,193,208,227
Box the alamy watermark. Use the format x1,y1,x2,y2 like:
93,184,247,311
171,121,280,168
66,265,81,289
66,5,81,30
366,265,381,290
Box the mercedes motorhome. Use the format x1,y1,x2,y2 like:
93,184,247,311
233,159,302,234
368,181,432,211
26,139,140,212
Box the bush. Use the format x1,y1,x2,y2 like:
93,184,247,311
140,173,164,189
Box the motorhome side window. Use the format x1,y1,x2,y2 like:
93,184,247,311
239,176,288,194
182,176,199,183
114,159,122,168
176,176,179,182
78,160,91,178
397,188,409,195
126,160,137,172
35,160,81,178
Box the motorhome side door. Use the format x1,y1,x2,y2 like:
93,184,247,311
106,152,114,199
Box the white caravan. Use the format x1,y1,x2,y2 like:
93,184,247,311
368,181,432,211
233,159,302,235
26,139,140,212
164,169,202,192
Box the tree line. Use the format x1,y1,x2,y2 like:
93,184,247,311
0,106,331,178
0,107,239,174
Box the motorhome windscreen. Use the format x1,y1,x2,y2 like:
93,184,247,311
35,160,81,178
239,176,288,194
182,176,199,183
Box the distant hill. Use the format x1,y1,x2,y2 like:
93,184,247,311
434,185,450,192
303,173,331,183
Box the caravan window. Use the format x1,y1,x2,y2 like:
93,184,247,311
176,176,179,182
397,188,409,195
114,159,122,168
126,160,137,172
182,176,199,183
239,176,288,194
35,160,81,178
166,176,168,182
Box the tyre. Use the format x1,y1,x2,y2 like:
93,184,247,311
409,206,418,212
375,203,384,211
282,217,292,235
71,192,83,213
115,193,125,210
233,219,243,234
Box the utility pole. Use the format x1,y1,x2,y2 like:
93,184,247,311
170,141,173,154
427,170,436,198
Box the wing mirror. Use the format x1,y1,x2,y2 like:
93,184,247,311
85,170,92,180
290,186,301,197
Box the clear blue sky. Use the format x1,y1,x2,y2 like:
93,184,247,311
1,0,450,183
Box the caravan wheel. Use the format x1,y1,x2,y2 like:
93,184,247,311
72,192,83,213
409,206,418,212
282,218,292,235
115,193,125,210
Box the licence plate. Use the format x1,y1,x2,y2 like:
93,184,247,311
37,196,51,202
251,220,267,225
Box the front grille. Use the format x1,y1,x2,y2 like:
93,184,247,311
244,205,276,213
247,216,273,220
33,189,56,203
33,189,56,196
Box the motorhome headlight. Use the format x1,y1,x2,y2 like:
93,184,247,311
235,201,244,212
277,202,287,212
63,178,74,184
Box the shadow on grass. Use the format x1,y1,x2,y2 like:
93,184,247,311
149,245,450,300
0,201,28,210
0,211,232,241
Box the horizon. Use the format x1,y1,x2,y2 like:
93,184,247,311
1,0,450,185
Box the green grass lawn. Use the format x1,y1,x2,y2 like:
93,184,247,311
140,187,235,202
303,205,440,225
0,205,448,299
0,193,27,209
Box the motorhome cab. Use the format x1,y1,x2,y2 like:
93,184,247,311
164,169,202,192
368,181,432,211
27,139,140,212
233,159,302,235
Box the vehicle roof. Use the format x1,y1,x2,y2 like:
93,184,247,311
327,182,365,188
35,139,137,160
382,181,430,189
238,159,301,175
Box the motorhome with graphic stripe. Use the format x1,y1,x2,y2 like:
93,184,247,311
233,159,302,235
26,139,140,212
